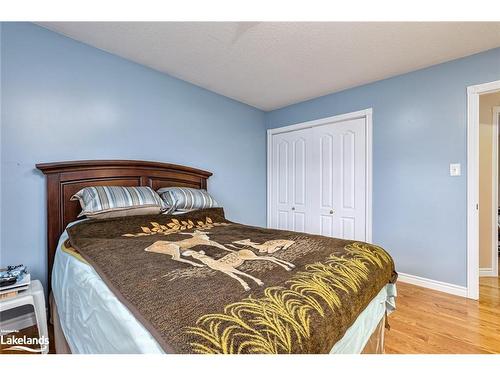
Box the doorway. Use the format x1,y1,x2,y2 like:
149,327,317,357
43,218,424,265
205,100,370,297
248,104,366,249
467,79,500,300
479,99,500,279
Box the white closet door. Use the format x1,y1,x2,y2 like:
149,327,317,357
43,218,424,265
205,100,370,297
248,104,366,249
270,128,312,232
311,118,366,240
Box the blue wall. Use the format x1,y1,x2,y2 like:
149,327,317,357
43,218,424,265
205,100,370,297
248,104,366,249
266,47,500,287
0,22,267,291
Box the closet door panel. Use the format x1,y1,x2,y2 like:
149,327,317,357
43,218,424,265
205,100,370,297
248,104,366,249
277,139,289,205
273,136,291,230
291,136,308,232
316,132,338,236
270,128,312,232
340,217,355,239
320,215,334,237
341,130,356,210
277,209,289,230
293,211,306,232
311,118,366,240
337,120,366,241
320,134,334,209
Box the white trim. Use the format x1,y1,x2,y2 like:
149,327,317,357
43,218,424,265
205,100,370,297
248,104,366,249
267,108,373,136
468,80,500,95
266,128,273,228
397,272,467,298
467,85,480,300
0,312,36,333
467,79,500,300
266,108,373,242
365,109,373,243
479,268,497,277
491,106,500,278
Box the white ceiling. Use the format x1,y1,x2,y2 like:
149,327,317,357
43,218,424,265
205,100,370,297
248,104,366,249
38,22,500,111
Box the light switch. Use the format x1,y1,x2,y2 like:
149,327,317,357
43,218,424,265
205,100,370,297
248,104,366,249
450,163,461,176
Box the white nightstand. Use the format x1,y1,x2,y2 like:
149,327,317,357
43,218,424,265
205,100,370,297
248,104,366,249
0,280,49,354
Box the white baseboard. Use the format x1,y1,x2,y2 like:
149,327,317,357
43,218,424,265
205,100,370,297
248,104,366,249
397,272,468,297
479,267,497,277
0,312,36,333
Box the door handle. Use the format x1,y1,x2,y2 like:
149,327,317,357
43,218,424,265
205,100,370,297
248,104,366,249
330,209,334,214
291,207,295,211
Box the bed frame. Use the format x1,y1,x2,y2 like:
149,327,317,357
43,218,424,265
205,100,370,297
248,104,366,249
36,160,212,291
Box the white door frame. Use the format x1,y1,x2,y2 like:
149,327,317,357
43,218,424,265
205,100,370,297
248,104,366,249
266,108,373,243
467,80,500,300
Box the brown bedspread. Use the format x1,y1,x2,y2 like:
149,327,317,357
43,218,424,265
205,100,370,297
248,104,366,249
67,208,397,354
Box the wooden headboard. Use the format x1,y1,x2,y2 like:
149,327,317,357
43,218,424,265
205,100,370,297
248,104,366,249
36,160,212,288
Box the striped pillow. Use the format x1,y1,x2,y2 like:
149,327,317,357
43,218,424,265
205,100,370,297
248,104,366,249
157,187,218,214
71,186,167,219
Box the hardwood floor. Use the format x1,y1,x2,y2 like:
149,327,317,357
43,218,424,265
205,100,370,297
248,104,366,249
385,277,500,354
2,275,499,354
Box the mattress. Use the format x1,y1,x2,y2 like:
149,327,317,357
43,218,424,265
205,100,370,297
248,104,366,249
52,222,396,354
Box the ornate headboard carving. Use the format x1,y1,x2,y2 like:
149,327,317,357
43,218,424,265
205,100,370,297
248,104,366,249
36,160,212,289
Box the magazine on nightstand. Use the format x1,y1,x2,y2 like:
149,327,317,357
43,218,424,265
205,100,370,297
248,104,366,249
0,265,31,299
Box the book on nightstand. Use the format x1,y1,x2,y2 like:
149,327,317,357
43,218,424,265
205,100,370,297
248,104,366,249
0,290,19,300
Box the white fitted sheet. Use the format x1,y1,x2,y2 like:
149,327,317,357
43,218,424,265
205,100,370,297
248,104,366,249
52,224,396,354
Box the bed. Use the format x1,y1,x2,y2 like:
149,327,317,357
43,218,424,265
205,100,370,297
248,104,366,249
36,160,397,354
